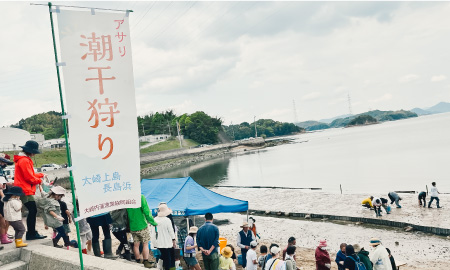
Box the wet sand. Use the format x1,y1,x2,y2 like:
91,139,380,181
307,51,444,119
211,188,450,229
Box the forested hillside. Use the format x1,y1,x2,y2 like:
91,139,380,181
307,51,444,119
11,111,64,140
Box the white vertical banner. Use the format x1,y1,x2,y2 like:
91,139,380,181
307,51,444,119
57,10,141,217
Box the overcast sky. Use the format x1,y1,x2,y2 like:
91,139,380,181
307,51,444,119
2,1,450,127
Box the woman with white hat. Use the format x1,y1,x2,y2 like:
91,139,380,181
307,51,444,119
184,226,201,270
153,203,176,270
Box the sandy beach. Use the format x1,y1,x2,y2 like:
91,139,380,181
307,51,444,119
210,188,450,229
17,187,449,270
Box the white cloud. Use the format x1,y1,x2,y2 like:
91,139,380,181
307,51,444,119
260,109,291,120
2,2,450,126
398,74,419,83
431,75,447,82
334,86,347,93
301,92,322,101
370,93,393,103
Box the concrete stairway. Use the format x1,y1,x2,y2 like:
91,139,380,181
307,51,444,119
0,247,28,270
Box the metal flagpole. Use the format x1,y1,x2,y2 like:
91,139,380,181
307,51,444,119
47,2,84,269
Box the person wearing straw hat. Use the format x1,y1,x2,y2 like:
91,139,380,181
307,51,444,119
13,140,47,240
219,246,235,270
315,240,331,270
184,226,201,270
237,221,256,268
153,202,176,270
368,238,392,270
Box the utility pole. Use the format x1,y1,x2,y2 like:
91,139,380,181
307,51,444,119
347,93,353,115
176,121,182,148
293,99,299,124
167,120,171,136
254,116,258,138
141,123,145,136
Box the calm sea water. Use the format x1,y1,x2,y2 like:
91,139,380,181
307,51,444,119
145,113,450,193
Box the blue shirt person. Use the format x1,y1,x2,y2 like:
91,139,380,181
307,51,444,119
197,213,220,270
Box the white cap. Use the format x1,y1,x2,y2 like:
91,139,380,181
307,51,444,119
50,185,66,195
250,241,258,247
271,246,281,254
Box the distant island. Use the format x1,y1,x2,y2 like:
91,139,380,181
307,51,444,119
298,109,417,131
346,114,377,127
297,101,450,131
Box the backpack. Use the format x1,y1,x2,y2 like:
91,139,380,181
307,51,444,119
348,256,367,270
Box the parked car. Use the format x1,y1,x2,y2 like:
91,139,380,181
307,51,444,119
41,164,61,171
3,166,14,181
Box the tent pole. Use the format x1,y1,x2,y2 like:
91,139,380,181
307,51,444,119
186,216,190,232
247,210,249,222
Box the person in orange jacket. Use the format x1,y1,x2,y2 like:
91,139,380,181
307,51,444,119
13,140,47,240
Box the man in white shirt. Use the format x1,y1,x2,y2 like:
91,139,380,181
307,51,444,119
237,222,256,268
372,197,383,217
246,241,258,270
428,182,441,208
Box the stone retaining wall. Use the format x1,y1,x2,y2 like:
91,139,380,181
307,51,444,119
249,209,450,236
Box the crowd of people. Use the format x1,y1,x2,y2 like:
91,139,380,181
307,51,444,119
192,212,399,270
0,141,181,269
0,140,441,270
361,185,442,217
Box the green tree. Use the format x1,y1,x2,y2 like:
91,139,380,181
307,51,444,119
182,111,222,144
347,115,377,126
223,119,303,140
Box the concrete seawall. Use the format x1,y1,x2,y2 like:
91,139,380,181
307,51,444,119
250,209,450,236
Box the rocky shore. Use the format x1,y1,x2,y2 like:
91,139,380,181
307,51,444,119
47,137,294,184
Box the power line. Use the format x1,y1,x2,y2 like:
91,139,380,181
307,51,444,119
133,1,174,39
130,1,156,31
149,1,197,42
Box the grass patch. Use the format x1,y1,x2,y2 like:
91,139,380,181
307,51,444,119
140,139,199,154
3,138,198,168
5,149,68,168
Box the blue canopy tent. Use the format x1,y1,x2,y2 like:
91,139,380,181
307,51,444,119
141,177,248,216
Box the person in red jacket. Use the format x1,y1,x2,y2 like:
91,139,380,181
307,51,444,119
315,240,331,270
13,140,47,240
